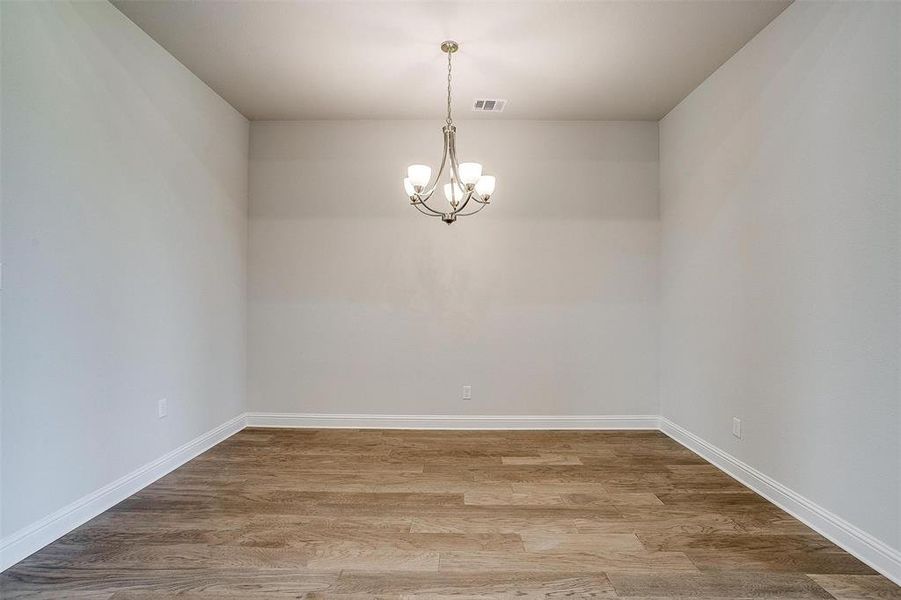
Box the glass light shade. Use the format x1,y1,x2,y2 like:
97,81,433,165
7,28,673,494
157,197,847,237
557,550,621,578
475,175,496,197
458,162,483,186
443,182,465,205
407,164,431,188
403,177,416,197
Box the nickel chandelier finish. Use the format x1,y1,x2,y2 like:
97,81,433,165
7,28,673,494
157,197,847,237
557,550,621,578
404,40,496,224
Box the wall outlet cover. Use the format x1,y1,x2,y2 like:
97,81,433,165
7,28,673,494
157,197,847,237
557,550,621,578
732,417,741,439
158,398,168,419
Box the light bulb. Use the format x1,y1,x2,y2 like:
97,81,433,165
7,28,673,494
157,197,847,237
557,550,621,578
443,182,464,205
404,177,416,197
475,175,495,197
407,164,431,188
458,162,482,186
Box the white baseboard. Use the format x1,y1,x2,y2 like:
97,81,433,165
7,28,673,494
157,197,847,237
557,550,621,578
0,413,247,572
659,417,901,586
244,412,660,430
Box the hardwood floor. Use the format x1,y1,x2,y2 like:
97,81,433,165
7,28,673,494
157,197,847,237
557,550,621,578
2,428,898,599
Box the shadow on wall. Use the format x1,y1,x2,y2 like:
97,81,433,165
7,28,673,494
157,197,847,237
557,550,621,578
249,120,659,220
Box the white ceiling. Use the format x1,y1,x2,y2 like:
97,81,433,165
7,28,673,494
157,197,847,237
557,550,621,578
113,0,790,121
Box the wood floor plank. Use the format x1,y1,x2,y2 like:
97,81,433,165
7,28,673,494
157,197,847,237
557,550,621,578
464,489,568,506
438,549,700,573
509,483,665,505
808,574,901,599
607,572,836,598
2,428,896,598
501,454,583,465
317,571,618,598
0,565,338,598
409,514,616,535
519,532,645,553
233,526,522,552
685,547,878,574
636,532,845,553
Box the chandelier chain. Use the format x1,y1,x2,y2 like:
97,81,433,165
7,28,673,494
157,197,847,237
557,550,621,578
446,49,453,125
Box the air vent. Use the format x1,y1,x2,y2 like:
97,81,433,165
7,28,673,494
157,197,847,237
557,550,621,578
472,99,507,113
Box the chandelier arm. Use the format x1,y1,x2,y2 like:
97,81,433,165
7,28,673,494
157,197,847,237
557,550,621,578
412,128,452,200
447,130,491,209
450,189,474,215
446,183,488,215
415,187,439,205
412,183,447,215
412,202,443,218
415,170,451,213
446,131,476,214
415,185,438,204
453,195,472,215
456,202,489,217
415,195,448,216
447,129,463,186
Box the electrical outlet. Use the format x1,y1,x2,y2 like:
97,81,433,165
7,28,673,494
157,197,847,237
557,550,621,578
158,398,168,419
462,385,472,400
732,417,741,439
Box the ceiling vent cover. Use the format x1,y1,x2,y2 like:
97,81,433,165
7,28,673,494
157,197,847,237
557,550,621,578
472,99,507,113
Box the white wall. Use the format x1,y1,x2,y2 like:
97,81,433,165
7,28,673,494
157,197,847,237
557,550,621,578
1,1,248,536
660,0,899,552
249,120,658,416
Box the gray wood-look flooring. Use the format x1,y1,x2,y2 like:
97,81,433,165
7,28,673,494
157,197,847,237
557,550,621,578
2,428,899,599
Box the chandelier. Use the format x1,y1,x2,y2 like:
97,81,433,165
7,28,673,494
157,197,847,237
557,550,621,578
404,41,496,224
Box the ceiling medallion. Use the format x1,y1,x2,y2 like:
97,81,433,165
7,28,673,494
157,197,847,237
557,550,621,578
404,41,496,224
